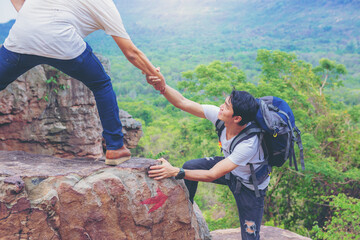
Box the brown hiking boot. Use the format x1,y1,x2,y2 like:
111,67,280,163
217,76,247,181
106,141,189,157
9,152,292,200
105,145,131,166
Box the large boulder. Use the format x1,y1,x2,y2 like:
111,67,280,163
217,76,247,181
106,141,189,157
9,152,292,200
0,55,142,159
0,150,209,240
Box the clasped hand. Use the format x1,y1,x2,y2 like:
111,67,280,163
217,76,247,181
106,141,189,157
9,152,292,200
144,67,166,93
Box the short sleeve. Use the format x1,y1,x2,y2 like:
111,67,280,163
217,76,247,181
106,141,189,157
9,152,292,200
90,0,130,39
202,105,220,125
227,135,259,166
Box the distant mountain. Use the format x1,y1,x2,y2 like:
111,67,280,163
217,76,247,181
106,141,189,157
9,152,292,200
92,0,360,90
2,0,359,52
1,0,359,91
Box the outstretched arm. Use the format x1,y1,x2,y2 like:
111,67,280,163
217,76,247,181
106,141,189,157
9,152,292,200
148,158,238,181
146,77,205,118
112,36,165,92
163,84,206,118
11,0,25,12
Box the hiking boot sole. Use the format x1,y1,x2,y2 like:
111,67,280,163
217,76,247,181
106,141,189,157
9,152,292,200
105,156,131,166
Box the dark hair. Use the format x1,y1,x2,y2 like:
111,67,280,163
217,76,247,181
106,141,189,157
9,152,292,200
230,90,259,126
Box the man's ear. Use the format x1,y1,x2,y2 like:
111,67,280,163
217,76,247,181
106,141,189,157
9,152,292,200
233,116,242,124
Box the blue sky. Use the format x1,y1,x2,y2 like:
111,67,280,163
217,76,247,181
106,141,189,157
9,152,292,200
0,1,17,23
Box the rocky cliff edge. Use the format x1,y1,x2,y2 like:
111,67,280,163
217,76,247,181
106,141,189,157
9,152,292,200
0,150,210,240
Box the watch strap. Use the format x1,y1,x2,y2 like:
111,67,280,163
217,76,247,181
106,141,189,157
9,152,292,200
175,167,185,180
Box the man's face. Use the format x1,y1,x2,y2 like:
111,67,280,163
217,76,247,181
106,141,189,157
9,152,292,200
218,96,234,121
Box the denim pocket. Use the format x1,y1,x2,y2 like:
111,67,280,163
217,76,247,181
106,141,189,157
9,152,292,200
0,47,20,66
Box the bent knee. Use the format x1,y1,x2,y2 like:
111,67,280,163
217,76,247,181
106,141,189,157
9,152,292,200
183,160,196,170
183,158,208,170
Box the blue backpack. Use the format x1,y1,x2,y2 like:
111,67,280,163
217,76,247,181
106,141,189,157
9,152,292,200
216,96,304,197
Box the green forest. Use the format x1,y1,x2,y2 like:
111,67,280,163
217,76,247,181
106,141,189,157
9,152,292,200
120,51,360,239
1,0,359,239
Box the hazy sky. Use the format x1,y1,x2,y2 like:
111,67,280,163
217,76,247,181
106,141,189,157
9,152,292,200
0,1,17,23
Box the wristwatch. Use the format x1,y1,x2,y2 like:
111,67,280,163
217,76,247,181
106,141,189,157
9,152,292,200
175,168,185,180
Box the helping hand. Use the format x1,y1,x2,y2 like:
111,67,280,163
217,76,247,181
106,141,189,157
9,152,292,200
147,75,162,86
145,67,166,93
148,158,179,180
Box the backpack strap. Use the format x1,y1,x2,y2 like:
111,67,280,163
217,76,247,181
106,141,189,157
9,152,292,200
215,119,225,138
215,120,269,197
249,164,260,197
215,119,225,152
216,120,263,153
277,108,305,171
279,109,305,171
229,122,263,153
289,139,298,171
228,122,269,198
294,126,305,171
235,162,269,198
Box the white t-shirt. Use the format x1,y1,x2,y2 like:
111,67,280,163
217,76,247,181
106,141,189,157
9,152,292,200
4,0,130,60
203,105,270,190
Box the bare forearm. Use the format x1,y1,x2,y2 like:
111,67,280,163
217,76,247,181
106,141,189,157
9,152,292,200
127,49,160,76
149,158,236,181
112,36,165,91
184,169,218,182
162,85,205,118
183,159,236,182
11,0,25,12
162,85,187,109
112,36,161,78
154,165,218,182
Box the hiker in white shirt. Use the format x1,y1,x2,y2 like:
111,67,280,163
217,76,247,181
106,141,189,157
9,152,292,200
1,0,165,165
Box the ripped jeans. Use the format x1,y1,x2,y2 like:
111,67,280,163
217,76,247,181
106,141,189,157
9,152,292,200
183,156,267,240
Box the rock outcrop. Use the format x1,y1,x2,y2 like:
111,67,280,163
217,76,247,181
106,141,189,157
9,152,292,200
118,110,142,149
0,150,209,240
0,55,142,159
211,226,311,240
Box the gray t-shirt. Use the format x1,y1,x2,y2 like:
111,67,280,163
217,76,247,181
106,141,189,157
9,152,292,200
203,105,270,190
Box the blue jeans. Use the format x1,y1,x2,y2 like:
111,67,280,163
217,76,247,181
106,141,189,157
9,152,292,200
0,44,124,150
183,157,267,240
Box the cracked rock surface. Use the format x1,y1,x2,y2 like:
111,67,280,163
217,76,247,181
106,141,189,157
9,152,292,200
0,54,142,159
0,151,209,240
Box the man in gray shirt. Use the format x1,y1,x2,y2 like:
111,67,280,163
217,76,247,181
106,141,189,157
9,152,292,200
147,82,269,240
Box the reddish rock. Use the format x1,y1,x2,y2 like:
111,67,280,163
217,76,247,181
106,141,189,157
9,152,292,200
0,151,207,240
0,56,142,159
211,226,311,240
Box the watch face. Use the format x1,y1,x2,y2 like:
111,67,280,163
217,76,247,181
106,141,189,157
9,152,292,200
175,168,185,179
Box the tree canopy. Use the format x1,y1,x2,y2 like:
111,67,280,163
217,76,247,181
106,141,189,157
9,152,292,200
121,50,359,239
